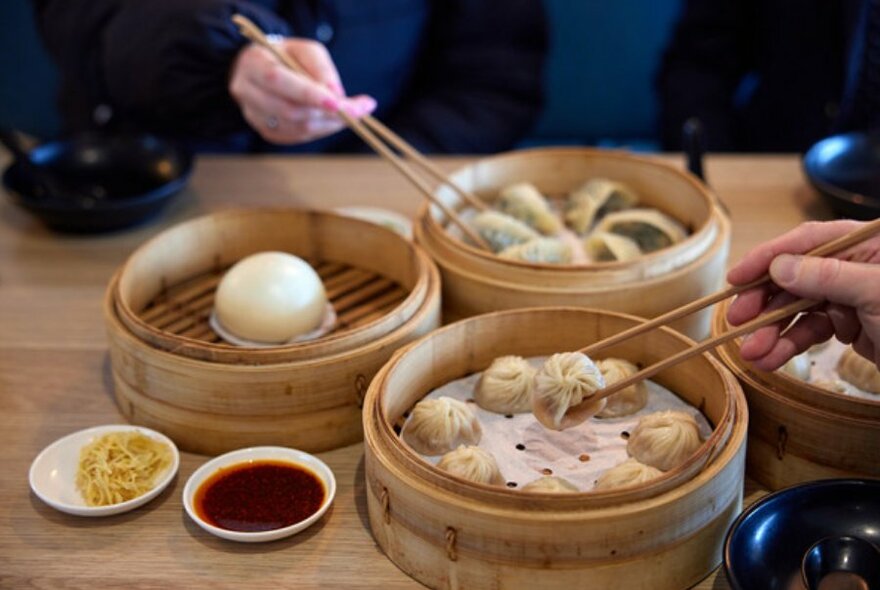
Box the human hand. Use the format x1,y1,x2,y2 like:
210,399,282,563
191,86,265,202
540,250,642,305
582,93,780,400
229,38,376,144
726,220,880,370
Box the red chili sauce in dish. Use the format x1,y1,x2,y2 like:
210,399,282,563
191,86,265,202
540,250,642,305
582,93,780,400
194,460,325,532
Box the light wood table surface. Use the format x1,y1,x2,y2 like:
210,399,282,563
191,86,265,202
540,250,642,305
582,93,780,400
0,153,830,589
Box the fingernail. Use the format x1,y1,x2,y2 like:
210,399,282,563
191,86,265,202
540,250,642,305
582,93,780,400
770,254,800,285
343,101,369,118
320,98,339,112
340,102,357,117
351,97,377,118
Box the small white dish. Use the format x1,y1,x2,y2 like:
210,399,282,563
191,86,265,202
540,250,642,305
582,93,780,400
334,206,413,239
29,424,180,517
182,446,336,543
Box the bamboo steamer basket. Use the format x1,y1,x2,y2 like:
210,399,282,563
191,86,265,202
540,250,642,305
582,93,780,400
415,148,730,339
104,208,441,455
115,208,434,363
712,300,880,490
364,308,748,590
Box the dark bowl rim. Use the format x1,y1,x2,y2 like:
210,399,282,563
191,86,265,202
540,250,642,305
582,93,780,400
1,133,193,213
723,477,880,590
802,131,880,209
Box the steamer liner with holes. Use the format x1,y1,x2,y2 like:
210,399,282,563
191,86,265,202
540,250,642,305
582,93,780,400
105,208,441,455
415,148,730,339
712,301,880,490
363,308,748,590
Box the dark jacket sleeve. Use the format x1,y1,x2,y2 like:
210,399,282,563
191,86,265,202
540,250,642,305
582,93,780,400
381,0,548,154
655,0,753,151
33,0,289,140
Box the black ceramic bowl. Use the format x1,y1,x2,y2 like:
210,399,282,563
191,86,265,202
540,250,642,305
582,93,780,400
724,479,880,590
2,133,192,233
803,131,880,220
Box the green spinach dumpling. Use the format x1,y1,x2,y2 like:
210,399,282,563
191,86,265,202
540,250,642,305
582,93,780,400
565,179,639,234
471,210,540,252
499,238,572,264
596,209,687,253
497,183,562,235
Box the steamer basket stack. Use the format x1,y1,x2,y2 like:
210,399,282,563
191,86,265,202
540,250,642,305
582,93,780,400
104,208,441,455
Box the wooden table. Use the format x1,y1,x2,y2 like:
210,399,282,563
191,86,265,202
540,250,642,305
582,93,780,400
0,153,830,589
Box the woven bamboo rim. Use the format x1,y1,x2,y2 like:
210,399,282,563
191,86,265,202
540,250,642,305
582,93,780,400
114,208,433,364
423,147,721,275
365,307,743,509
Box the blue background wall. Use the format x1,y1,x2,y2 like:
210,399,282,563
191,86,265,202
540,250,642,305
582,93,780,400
532,0,682,148
0,0,59,138
0,0,682,148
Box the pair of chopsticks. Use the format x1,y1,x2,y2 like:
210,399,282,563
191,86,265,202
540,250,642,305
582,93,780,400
231,15,491,250
582,218,880,404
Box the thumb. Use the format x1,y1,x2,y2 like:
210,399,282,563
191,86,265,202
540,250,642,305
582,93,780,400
769,254,880,310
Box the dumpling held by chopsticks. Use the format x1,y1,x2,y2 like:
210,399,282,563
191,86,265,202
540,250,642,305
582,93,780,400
532,352,606,430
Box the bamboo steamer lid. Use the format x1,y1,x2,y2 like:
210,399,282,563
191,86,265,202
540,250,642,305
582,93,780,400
711,300,880,490
364,307,748,589
415,148,730,340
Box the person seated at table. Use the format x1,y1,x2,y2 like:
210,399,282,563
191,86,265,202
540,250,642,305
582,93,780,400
656,0,879,152
33,0,547,154
727,220,880,370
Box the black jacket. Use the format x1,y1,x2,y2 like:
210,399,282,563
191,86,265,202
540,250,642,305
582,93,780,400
657,0,865,152
34,0,547,153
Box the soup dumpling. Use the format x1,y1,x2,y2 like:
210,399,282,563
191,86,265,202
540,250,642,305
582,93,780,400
475,355,536,414
594,458,662,490
401,396,482,455
595,358,648,418
437,445,505,485
532,352,606,430
627,410,702,471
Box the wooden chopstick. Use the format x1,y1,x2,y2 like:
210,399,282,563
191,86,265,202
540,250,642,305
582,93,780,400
231,15,492,249
581,217,880,358
581,218,880,404
588,297,817,404
359,115,489,212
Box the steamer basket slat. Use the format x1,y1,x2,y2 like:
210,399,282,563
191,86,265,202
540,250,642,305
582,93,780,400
364,308,747,589
415,148,730,340
712,301,880,490
104,208,441,455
